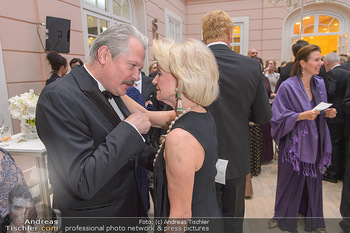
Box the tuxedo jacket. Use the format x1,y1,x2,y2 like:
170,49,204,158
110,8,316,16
208,44,272,179
36,65,147,217
325,66,350,125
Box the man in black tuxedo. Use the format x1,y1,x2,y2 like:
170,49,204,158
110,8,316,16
36,24,152,217
323,52,350,183
275,40,309,92
202,10,272,233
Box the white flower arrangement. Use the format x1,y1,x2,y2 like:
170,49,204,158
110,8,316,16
8,89,39,126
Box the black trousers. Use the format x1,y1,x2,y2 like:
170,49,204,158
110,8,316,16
340,136,350,232
326,123,346,180
216,175,246,233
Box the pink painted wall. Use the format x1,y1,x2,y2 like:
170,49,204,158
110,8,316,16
145,0,186,63
184,0,288,63
0,0,85,133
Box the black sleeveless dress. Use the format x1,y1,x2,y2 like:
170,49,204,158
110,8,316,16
153,111,222,232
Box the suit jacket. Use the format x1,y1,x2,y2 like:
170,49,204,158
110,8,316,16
208,44,272,179
325,66,350,125
140,72,160,110
342,77,350,137
140,72,165,147
341,60,350,72
276,62,294,92
36,65,147,217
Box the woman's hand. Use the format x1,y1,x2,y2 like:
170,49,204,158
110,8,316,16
325,108,337,118
297,110,320,121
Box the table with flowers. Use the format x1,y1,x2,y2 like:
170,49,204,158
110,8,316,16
6,89,52,218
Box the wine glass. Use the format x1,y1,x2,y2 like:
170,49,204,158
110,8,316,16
0,113,4,147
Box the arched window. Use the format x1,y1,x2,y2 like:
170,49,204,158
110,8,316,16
112,0,131,20
291,13,343,55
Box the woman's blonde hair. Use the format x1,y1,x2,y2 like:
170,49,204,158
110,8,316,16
202,10,233,44
148,61,158,75
152,38,219,106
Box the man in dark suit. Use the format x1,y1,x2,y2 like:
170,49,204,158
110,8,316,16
340,77,350,232
341,53,350,71
202,10,272,233
134,71,164,148
275,40,309,92
134,71,158,109
323,52,350,183
36,24,152,217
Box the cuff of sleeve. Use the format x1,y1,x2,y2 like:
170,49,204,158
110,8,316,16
123,121,146,142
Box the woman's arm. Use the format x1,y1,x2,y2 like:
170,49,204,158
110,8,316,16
121,95,175,128
297,110,320,121
164,128,205,220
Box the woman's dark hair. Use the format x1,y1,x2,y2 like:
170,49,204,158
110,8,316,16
69,58,83,68
292,40,309,57
47,51,67,74
290,44,321,77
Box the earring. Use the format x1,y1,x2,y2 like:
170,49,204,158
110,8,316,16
176,88,183,112
302,68,304,74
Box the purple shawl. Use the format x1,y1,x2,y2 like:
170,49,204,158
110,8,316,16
271,75,331,177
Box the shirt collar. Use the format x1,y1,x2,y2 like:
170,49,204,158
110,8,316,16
207,41,228,47
330,64,341,70
84,64,106,92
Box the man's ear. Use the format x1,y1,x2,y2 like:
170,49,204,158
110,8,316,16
227,28,233,44
97,46,109,65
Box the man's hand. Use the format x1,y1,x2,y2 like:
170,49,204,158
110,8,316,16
125,111,151,134
325,108,337,118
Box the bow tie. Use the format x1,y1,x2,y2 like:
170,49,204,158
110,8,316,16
102,90,117,100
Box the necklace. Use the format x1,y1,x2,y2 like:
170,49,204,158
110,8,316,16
303,83,311,91
153,104,199,167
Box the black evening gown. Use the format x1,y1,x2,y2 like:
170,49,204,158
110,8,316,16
154,111,222,233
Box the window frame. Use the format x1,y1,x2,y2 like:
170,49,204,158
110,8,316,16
291,12,343,37
82,0,133,58
165,8,182,42
230,16,249,55
289,11,344,58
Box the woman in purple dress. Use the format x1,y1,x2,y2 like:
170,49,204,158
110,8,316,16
269,44,337,233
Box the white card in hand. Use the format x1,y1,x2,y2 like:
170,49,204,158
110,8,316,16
215,159,228,185
312,102,332,111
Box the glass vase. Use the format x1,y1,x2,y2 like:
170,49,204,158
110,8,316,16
20,118,38,140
